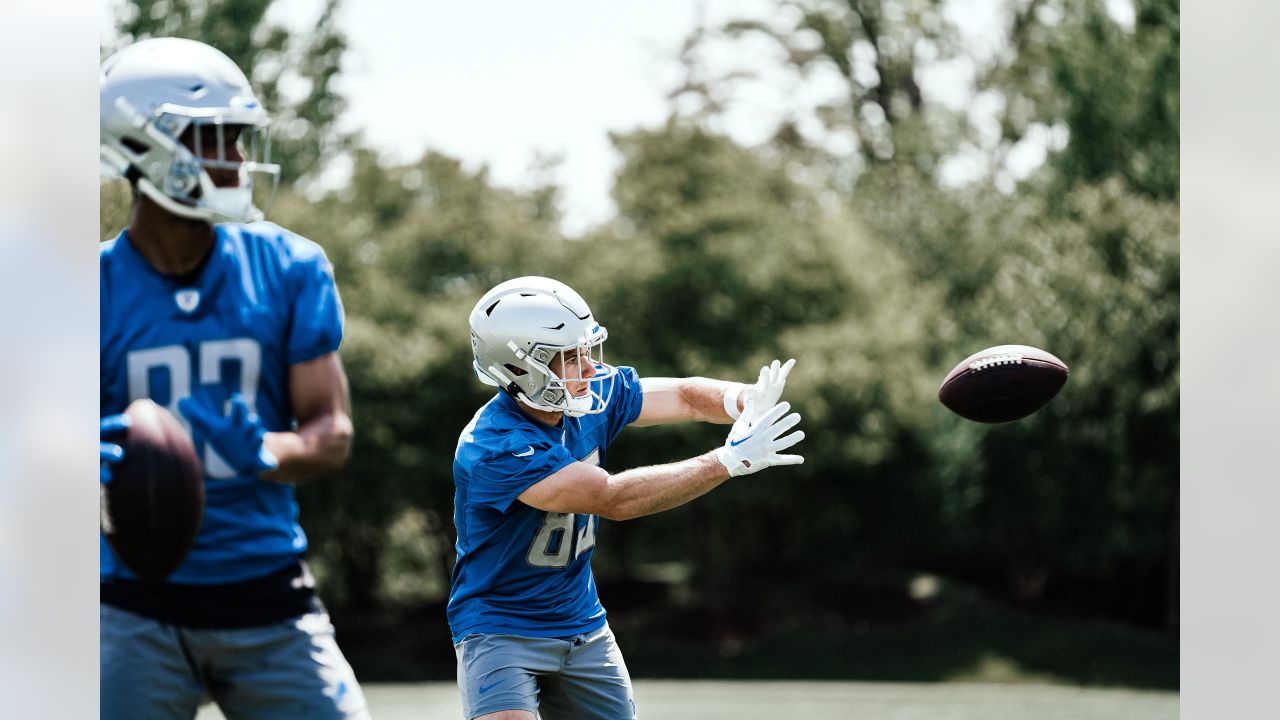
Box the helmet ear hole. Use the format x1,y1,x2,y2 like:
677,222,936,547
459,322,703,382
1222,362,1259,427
121,138,149,154
502,364,528,377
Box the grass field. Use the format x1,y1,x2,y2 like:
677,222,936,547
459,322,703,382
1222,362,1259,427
192,577,1178,718
195,680,1179,719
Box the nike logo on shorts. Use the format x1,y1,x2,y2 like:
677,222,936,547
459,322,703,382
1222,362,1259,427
478,681,500,694
512,447,535,457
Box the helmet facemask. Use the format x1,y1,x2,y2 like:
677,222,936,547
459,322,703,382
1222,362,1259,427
180,110,280,222
519,337,617,417
103,97,280,224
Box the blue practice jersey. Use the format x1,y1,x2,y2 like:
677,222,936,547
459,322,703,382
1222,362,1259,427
447,367,645,642
100,222,344,584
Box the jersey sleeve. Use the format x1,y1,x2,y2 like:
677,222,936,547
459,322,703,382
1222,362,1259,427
603,365,645,445
286,242,345,365
469,439,578,514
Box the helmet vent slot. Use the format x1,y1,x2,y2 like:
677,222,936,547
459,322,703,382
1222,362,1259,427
484,300,501,316
122,138,150,154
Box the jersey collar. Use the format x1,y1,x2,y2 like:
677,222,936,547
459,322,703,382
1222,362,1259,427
115,225,231,316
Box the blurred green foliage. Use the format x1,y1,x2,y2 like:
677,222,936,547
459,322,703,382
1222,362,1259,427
104,0,1178,678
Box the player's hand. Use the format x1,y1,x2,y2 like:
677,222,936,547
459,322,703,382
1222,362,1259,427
715,400,805,477
740,358,796,427
100,414,130,484
178,392,279,477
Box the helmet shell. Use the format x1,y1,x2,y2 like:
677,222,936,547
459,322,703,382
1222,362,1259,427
100,38,278,223
469,276,615,415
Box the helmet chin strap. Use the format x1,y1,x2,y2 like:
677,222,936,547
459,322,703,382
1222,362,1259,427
135,176,261,224
521,388,569,416
526,386,597,417
195,171,261,222
564,394,595,417
136,178,218,222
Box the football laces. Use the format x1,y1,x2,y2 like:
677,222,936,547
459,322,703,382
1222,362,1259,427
969,353,1024,372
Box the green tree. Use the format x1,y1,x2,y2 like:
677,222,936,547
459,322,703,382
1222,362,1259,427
100,0,1180,644
584,120,955,638
687,0,1180,624
995,0,1179,202
683,0,965,175
934,180,1178,618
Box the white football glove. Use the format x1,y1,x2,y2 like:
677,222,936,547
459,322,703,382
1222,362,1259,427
735,358,796,428
715,400,805,477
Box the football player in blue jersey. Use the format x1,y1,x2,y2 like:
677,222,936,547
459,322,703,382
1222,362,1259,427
450,276,805,719
98,38,369,720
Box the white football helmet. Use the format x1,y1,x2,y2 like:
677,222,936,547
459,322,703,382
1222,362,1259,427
100,37,280,224
469,276,618,417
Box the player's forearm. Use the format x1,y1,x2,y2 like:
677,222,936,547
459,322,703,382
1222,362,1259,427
260,412,353,485
678,377,746,424
602,452,729,521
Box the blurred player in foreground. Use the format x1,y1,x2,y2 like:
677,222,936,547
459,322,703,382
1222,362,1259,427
450,276,804,719
98,37,368,719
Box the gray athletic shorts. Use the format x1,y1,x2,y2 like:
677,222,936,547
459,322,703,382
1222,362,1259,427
100,604,370,720
454,622,636,719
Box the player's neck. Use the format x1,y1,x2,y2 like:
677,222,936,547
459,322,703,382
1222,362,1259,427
126,194,218,277
515,399,564,427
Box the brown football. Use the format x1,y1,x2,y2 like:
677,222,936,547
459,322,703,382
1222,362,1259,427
938,344,1069,423
101,398,205,583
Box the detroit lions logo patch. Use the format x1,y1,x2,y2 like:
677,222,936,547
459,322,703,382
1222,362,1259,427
174,288,201,313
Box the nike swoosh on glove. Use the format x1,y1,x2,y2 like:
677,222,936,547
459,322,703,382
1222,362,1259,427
716,400,805,477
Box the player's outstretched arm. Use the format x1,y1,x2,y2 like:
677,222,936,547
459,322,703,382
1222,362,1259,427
633,358,795,428
519,400,804,520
